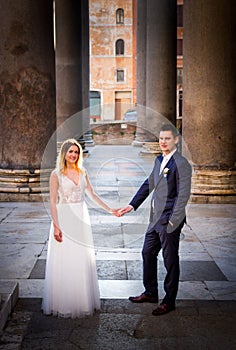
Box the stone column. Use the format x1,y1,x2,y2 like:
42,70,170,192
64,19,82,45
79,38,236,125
133,0,148,147
146,0,177,130
183,0,236,203
55,0,93,146
140,0,177,155
81,0,94,147
0,0,56,201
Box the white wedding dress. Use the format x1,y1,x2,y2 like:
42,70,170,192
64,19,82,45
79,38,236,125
42,169,100,318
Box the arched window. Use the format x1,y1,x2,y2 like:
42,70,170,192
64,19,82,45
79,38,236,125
115,39,124,55
116,8,124,24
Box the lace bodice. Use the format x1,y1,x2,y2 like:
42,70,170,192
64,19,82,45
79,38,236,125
57,171,86,204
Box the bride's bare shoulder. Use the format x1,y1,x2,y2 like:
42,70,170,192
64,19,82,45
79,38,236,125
50,169,59,180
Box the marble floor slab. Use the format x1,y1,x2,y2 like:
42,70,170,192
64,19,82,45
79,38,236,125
0,244,43,279
29,258,228,282
10,279,229,301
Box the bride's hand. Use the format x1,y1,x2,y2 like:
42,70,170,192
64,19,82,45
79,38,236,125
54,227,63,242
110,208,122,217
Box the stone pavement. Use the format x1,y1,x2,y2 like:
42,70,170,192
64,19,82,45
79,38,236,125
0,145,236,349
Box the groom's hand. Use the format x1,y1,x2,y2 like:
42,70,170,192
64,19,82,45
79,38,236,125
118,205,133,216
110,208,122,217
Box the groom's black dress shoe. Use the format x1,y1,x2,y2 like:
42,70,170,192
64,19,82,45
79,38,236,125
152,303,175,316
129,293,158,303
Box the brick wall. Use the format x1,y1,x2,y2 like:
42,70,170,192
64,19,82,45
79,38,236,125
91,122,136,144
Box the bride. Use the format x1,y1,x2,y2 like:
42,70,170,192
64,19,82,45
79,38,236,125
42,138,120,318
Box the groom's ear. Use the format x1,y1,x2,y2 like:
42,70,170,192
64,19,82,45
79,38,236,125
174,136,179,145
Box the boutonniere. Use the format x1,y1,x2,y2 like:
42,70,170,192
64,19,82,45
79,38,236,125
163,168,169,178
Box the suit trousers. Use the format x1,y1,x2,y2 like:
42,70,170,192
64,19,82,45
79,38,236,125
142,223,183,306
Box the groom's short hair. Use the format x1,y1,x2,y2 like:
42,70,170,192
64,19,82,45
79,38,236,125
160,124,179,138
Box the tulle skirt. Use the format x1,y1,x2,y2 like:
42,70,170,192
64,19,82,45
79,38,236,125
42,202,100,318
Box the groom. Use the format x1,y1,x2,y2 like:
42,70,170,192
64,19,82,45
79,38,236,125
119,124,192,316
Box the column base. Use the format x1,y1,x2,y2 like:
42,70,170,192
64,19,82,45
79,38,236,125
190,167,236,204
190,194,236,204
132,127,148,147
0,168,51,202
83,131,95,147
140,141,162,157
132,140,144,147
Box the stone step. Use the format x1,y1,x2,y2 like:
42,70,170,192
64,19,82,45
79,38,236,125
0,281,19,334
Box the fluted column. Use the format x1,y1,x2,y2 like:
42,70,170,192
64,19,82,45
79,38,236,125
183,0,236,203
0,0,56,201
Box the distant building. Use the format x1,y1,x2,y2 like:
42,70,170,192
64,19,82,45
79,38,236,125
89,0,183,124
89,0,137,121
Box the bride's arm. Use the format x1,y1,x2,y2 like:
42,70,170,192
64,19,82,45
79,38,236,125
85,171,120,216
50,171,63,242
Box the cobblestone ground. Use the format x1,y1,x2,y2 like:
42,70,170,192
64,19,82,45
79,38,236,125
1,299,236,350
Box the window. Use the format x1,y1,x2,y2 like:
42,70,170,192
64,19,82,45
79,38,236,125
177,68,183,84
89,91,101,118
116,39,124,55
178,90,183,118
177,39,183,56
116,69,124,82
116,8,124,24
177,5,183,27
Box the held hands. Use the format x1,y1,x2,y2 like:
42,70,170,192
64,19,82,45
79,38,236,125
109,205,133,217
118,205,133,216
110,208,122,217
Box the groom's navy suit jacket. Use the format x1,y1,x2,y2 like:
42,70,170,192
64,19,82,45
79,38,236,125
130,151,192,233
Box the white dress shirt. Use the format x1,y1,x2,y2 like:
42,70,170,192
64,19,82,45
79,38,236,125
159,148,177,174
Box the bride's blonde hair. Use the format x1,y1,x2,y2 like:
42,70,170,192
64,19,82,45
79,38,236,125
56,138,83,174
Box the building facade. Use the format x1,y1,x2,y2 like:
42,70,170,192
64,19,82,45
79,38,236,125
177,0,183,127
89,0,183,124
89,0,137,121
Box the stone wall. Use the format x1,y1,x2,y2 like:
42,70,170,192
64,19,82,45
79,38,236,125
91,122,136,144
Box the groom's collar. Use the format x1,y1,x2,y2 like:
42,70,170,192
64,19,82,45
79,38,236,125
162,148,177,161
